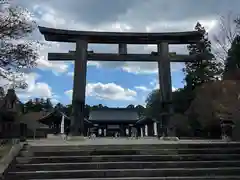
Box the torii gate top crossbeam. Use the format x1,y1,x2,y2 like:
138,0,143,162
38,26,202,44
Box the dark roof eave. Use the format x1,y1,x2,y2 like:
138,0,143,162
89,119,138,122
39,26,202,44
38,110,71,122
84,119,92,124
136,116,154,124
38,111,54,122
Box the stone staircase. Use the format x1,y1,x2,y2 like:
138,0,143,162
4,142,240,179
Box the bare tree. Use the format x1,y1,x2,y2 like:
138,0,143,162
0,5,39,89
212,13,240,62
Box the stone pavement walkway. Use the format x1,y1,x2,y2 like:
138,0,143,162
27,137,239,146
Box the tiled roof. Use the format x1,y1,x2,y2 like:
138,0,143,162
136,116,154,124
37,110,66,121
36,110,92,124
19,112,49,130
19,111,51,123
88,108,139,121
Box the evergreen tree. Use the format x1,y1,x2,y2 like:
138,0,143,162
224,35,240,80
32,98,44,112
184,22,222,90
24,99,33,113
91,105,99,110
135,105,145,116
97,104,104,108
40,98,45,108
64,104,72,116
145,88,192,117
84,104,91,118
44,98,53,111
126,104,135,109
145,89,162,119
54,103,64,111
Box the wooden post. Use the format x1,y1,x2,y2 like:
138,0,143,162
33,129,36,140
157,42,173,137
71,40,88,136
118,44,127,54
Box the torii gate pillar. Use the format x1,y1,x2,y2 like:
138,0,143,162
157,42,173,137
71,40,88,136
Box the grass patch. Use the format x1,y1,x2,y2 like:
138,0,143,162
0,144,12,160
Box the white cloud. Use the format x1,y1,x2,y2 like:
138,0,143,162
149,79,159,90
67,72,74,76
36,56,69,75
37,7,66,28
34,41,74,75
146,18,218,33
64,89,72,98
23,1,220,76
32,4,93,31
172,87,178,92
50,98,59,105
0,72,59,103
87,61,185,75
32,4,66,28
19,1,222,76
134,86,152,92
86,43,187,74
149,79,177,92
87,62,158,75
19,82,51,98
65,82,137,101
122,62,158,74
16,73,58,100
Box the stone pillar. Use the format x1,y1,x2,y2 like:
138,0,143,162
125,128,129,136
98,128,102,136
147,123,154,136
84,125,88,136
142,126,145,136
87,128,89,137
154,122,157,136
118,44,127,54
145,125,148,136
71,40,88,136
157,42,173,137
104,128,107,137
136,127,140,138
129,126,132,137
120,124,124,137
140,127,144,137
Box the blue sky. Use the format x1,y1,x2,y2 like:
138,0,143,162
36,61,185,106
1,0,238,107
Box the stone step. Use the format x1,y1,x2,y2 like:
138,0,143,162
15,154,240,164
6,167,240,179
11,160,240,171
23,148,240,157
27,143,240,151
27,176,240,180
